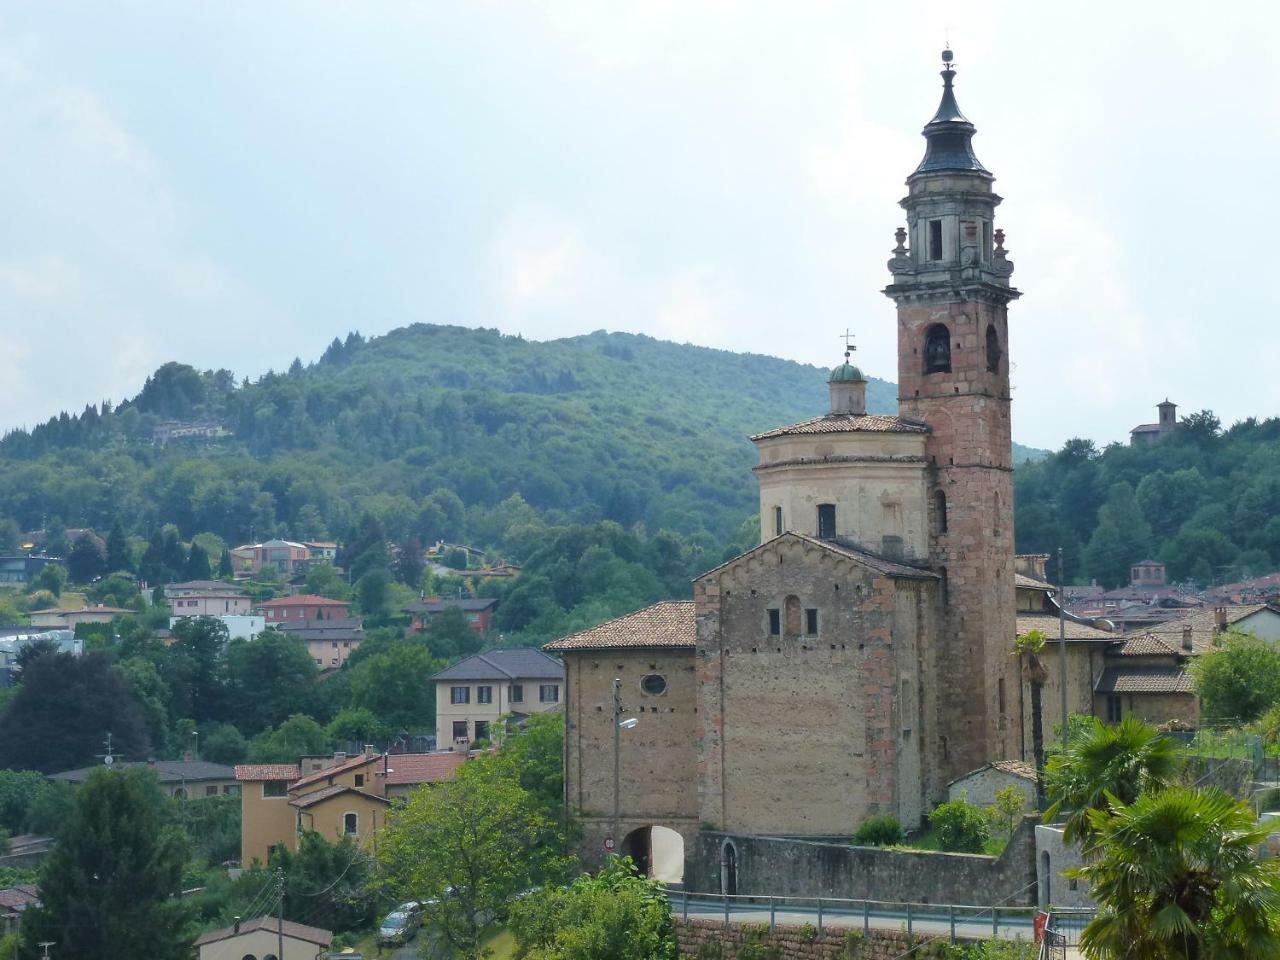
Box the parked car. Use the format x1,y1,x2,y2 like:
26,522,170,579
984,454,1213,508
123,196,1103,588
377,909,421,946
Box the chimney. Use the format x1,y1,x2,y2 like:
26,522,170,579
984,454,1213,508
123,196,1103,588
363,744,375,756
333,751,347,763
1214,607,1228,633
1181,624,1193,652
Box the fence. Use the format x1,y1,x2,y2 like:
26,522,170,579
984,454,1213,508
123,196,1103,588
666,887,1094,947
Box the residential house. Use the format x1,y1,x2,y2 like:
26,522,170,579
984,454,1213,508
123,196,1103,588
194,916,332,960
230,539,311,578
257,594,351,624
166,588,252,617
152,420,230,445
383,752,469,801
0,556,63,587
27,605,131,629
405,597,497,634
304,541,338,562
164,579,246,599
235,750,466,865
0,629,81,671
275,618,364,669
169,614,265,641
432,649,564,751
49,759,240,799
947,759,1038,809
0,885,38,937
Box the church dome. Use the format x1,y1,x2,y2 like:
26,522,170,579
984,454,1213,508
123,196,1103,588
829,362,866,383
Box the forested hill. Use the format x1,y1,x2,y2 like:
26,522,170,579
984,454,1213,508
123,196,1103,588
1,325,912,552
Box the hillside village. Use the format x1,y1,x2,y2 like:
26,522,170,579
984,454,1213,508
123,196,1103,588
6,42,1280,960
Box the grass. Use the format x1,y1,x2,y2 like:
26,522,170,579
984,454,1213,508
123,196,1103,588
482,929,517,960
892,826,1009,857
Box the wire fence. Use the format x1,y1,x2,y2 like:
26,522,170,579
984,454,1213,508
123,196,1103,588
665,887,1094,947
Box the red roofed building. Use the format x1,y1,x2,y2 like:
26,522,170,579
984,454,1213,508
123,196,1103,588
256,594,351,624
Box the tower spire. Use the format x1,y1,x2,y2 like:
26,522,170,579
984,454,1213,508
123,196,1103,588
914,48,989,177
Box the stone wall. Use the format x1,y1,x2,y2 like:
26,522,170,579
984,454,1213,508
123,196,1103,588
947,766,1035,810
688,816,1038,906
675,918,985,960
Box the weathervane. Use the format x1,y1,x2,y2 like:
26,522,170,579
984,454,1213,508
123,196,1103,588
840,329,857,363
942,46,954,73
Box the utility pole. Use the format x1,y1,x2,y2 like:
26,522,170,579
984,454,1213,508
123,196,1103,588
275,866,285,960
38,942,54,960
612,678,621,854
1058,546,1069,750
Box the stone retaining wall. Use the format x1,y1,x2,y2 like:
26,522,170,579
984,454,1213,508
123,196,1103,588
675,918,956,959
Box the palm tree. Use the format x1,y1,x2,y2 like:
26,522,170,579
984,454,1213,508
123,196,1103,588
1044,715,1182,846
1016,629,1049,809
1076,786,1280,959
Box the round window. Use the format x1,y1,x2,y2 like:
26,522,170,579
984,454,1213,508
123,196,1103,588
641,674,667,696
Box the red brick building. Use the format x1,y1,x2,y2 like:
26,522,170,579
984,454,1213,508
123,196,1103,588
257,594,351,624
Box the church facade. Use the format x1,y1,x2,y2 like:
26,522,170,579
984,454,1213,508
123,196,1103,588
546,53,1023,891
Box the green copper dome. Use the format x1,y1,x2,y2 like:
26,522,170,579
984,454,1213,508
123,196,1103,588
828,362,865,383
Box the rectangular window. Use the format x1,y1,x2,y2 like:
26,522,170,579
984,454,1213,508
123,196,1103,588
539,684,559,703
354,774,365,788
1106,695,1123,723
509,684,524,703
805,609,818,636
768,609,781,636
928,219,943,261
998,677,1006,715
205,785,218,797
262,780,288,799
477,685,492,705
474,720,490,741
773,506,783,537
451,686,470,705
452,721,469,740
817,503,836,540
983,220,993,261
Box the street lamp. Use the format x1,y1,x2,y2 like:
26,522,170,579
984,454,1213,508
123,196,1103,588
611,678,639,856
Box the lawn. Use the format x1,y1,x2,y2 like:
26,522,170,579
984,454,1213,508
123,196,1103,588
482,929,517,960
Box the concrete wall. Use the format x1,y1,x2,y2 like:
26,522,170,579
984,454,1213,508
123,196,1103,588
1034,824,1092,910
1092,691,1199,729
695,538,942,836
675,919,955,960
754,432,929,557
947,767,1035,810
687,817,1039,906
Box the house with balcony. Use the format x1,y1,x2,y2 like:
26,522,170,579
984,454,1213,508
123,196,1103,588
432,649,564,751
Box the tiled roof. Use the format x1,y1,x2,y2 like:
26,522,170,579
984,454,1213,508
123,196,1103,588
290,784,388,809
1095,665,1194,694
169,580,245,592
385,752,468,785
751,413,930,441
432,648,564,681
194,915,333,948
1145,604,1275,656
991,759,1039,781
1015,573,1054,591
0,885,39,911
256,595,349,608
1130,423,1161,433
235,764,300,781
290,753,380,791
405,598,498,614
544,601,696,652
1114,634,1179,657
276,617,363,631
696,533,938,585
1016,615,1114,642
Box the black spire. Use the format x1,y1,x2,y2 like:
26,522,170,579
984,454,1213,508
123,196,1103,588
913,49,989,177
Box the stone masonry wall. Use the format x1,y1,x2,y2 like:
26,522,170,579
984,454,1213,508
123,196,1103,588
675,919,979,960
688,816,1039,906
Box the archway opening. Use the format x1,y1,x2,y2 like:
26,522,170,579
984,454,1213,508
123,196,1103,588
722,840,738,896
620,826,685,884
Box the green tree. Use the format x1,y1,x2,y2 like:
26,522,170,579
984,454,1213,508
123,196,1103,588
198,722,248,765
21,769,191,959
274,831,377,933
1135,468,1208,542
325,707,392,745
1162,527,1238,584
27,563,66,598
183,542,212,581
395,536,425,587
1016,628,1049,808
164,616,228,725
986,784,1028,842
378,758,572,960
425,606,483,660
490,712,566,821
217,548,234,579
354,568,392,618
929,795,990,853
248,714,332,763
1076,787,1280,959
1044,715,1182,847
66,534,106,584
303,561,351,600
1190,630,1280,724
0,517,18,553
347,643,443,732
509,857,677,960
224,630,319,734
105,519,133,573
1082,483,1152,588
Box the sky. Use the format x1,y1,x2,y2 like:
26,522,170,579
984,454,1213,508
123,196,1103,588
0,1,1277,449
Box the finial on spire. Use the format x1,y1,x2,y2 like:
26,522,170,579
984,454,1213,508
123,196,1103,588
941,47,954,73
840,329,857,362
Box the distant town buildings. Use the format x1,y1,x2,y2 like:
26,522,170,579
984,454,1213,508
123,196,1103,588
0,555,63,586
405,596,497,634
431,649,564,751
1129,399,1178,446
256,595,351,623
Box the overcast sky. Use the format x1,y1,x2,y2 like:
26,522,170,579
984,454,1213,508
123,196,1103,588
0,2,1276,449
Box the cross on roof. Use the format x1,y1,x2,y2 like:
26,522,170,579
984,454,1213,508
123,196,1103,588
840,329,857,360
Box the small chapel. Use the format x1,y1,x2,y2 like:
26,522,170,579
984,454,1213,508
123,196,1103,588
546,51,1025,894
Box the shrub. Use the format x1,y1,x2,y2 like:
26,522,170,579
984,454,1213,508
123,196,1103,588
929,795,990,853
853,814,906,846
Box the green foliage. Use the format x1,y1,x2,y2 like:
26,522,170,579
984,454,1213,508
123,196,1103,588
177,793,240,865
928,795,990,853
425,606,484,659
0,651,152,772
852,814,906,846
0,771,75,835
85,572,142,608
325,706,392,744
303,561,350,600
248,713,332,763
66,533,106,583
27,563,65,597
491,712,566,821
1190,630,1280,724
347,642,443,732
378,751,574,960
198,723,248,765
1077,786,1280,958
223,630,319,734
1043,715,1182,847
273,831,377,933
21,768,191,959
986,785,1028,841
509,857,677,960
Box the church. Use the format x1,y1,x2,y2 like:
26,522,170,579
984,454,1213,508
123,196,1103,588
546,51,1025,893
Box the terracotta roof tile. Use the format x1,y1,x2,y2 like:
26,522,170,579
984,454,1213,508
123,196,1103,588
1095,666,1194,694
1016,615,1114,642
290,753,379,791
1115,634,1179,657
385,752,468,785
544,601,695,652
256,594,349,608
194,915,333,948
235,764,300,781
289,784,388,809
751,413,929,440
990,759,1039,780
0,886,39,911
1015,573,1054,591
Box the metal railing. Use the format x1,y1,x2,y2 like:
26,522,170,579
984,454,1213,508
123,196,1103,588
666,887,1094,946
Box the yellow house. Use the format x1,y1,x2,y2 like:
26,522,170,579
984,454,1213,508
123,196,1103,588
432,649,564,751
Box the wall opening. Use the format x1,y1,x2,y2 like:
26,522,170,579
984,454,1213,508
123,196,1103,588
784,595,801,637
773,505,783,537
986,324,1001,373
721,839,738,896
1040,851,1052,908
621,826,684,883
817,503,836,539
924,324,951,374
935,489,948,534
928,219,943,261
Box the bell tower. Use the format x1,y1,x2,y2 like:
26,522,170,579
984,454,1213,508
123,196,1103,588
884,50,1020,778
